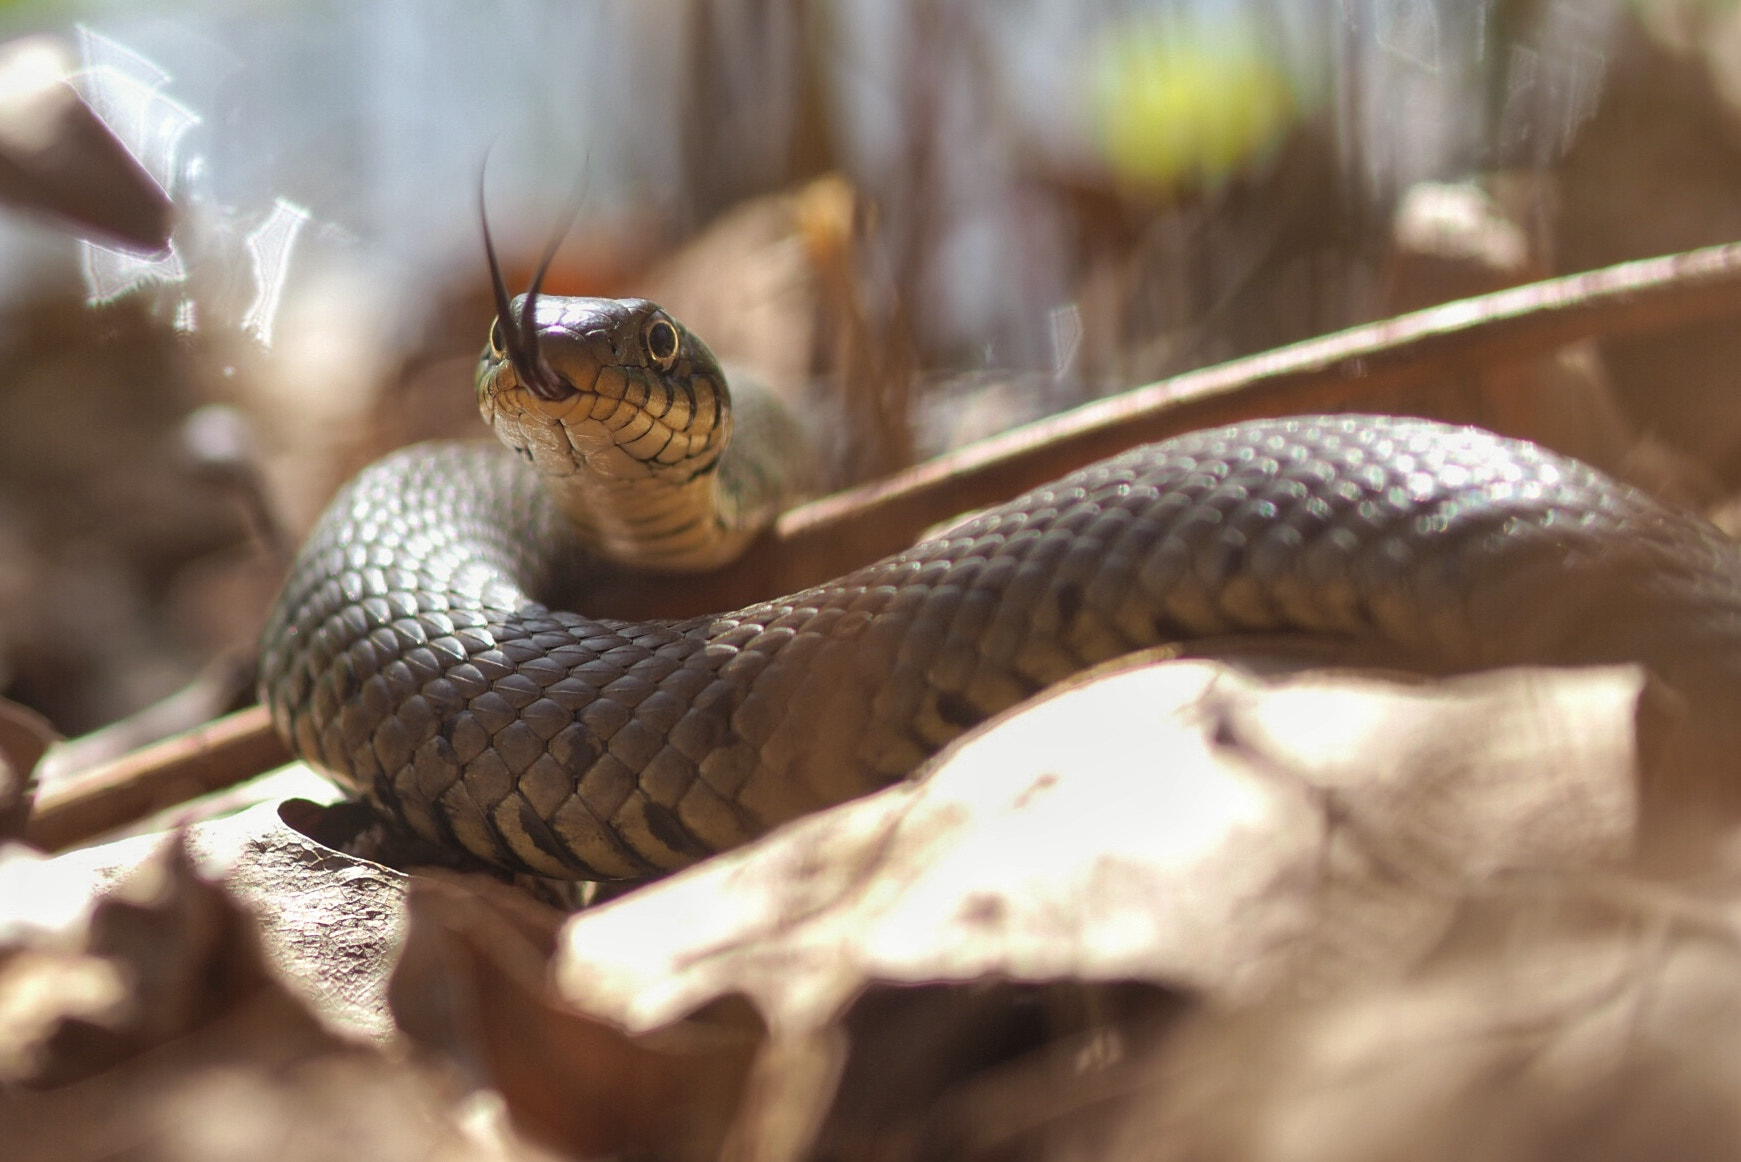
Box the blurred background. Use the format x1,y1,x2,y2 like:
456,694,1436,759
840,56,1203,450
0,0,1736,753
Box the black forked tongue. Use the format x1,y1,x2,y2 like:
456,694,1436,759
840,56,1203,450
480,183,571,402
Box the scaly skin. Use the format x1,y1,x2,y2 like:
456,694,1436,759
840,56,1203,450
260,411,1741,878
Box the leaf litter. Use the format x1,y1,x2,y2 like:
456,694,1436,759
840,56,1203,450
3,650,1707,1161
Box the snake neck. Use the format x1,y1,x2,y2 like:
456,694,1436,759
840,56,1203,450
548,469,756,572
543,371,814,574
530,373,814,573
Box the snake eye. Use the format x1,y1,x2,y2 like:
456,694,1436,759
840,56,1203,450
488,317,508,359
645,316,681,371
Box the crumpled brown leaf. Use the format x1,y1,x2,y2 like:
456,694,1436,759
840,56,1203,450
0,835,304,1090
0,658,1667,1161
390,874,763,1162
1081,876,1741,1162
554,658,1654,1161
0,834,550,1162
560,660,1646,1022
1,796,407,1039
3,779,767,1161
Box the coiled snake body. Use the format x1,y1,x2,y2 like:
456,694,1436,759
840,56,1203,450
259,292,1741,879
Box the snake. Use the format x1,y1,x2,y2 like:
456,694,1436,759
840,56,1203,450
258,261,1741,879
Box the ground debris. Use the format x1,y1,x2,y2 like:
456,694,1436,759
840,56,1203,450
0,834,553,1162
0,650,1710,1161
553,657,1651,1161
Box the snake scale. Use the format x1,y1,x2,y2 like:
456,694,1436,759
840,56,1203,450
259,286,1741,879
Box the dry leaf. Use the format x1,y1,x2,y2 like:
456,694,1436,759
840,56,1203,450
558,660,1646,1024
391,876,762,1162
0,835,548,1162
0,799,408,1039
1085,878,1741,1162
554,658,1652,1161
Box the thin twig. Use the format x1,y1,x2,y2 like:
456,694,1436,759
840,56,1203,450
27,705,289,852
773,239,1741,586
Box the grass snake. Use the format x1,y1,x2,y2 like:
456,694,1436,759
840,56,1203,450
259,281,1741,879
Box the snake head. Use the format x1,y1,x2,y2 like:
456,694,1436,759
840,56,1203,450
478,293,738,569
474,199,767,570
476,290,751,568
479,292,730,473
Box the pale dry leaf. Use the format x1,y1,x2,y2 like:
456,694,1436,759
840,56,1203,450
390,877,761,1162
557,660,1646,1038
550,659,1649,1162
0,948,130,1084
1091,879,1741,1162
1,986,549,1162
0,834,556,1162
0,797,409,1039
